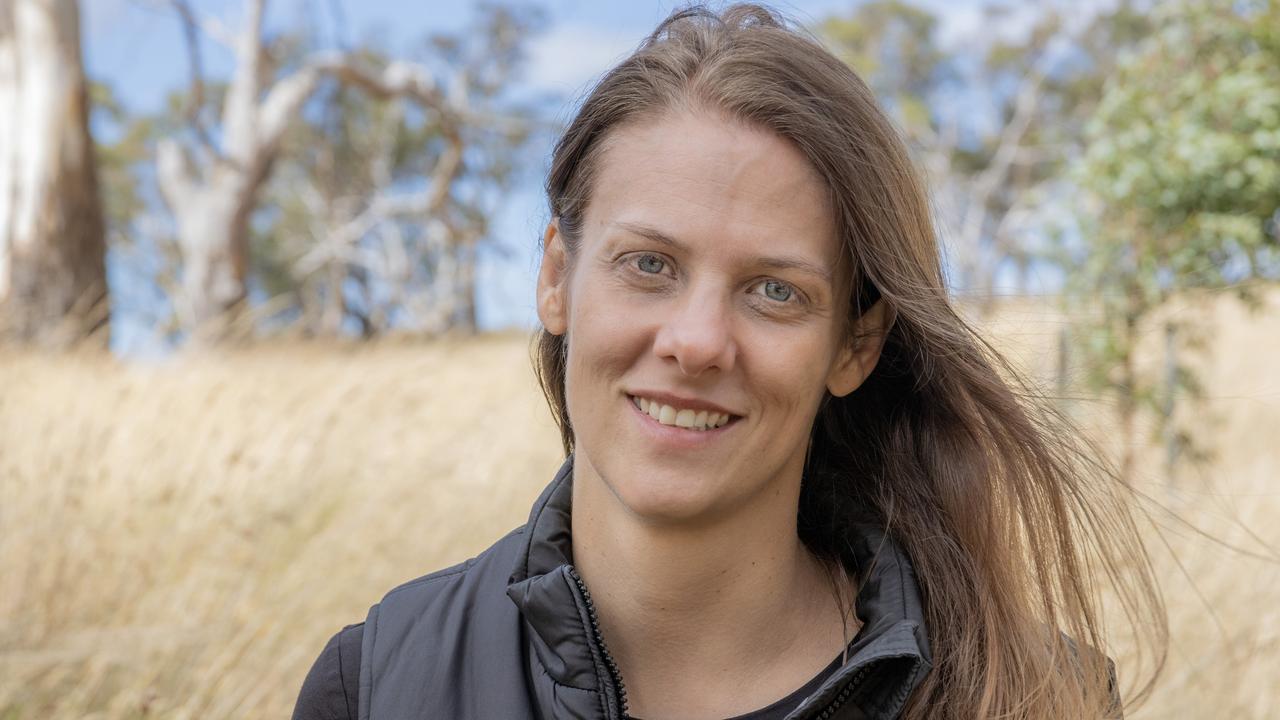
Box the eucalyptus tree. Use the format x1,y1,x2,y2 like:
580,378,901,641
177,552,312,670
154,0,533,341
0,0,106,346
258,7,540,337
1071,0,1280,481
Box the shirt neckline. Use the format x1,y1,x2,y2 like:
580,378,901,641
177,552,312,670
623,642,850,720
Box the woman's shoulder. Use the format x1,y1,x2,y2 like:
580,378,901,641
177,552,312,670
291,623,364,720
291,526,528,719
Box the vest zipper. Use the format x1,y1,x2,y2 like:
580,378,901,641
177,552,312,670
813,663,870,719
566,567,898,720
567,565,631,719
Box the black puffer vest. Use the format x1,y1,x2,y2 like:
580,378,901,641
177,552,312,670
357,456,932,719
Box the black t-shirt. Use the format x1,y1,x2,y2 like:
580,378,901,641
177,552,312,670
625,649,845,720
292,622,850,720
292,623,363,720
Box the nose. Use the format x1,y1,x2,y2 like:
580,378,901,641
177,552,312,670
652,285,737,377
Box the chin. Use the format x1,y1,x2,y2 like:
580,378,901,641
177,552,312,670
603,467,733,524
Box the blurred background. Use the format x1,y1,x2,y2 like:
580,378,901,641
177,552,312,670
1,0,1277,717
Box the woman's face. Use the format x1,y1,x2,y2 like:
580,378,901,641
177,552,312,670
538,110,886,524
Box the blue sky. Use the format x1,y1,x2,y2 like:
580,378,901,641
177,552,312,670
83,1,930,115
81,0,1022,351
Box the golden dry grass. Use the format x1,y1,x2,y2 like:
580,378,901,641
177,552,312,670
2,292,1278,718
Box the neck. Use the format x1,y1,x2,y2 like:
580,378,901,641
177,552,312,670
569,454,856,714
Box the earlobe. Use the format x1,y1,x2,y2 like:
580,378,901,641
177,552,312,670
826,299,891,397
536,220,570,336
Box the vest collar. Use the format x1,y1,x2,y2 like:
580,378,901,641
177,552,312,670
506,454,933,719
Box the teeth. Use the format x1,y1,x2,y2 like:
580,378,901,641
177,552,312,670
631,396,733,431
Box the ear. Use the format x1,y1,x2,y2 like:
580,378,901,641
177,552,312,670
826,299,893,398
536,220,570,336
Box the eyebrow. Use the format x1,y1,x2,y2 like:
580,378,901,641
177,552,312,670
614,221,833,285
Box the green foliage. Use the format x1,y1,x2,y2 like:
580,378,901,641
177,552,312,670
91,81,147,247
1068,0,1280,475
1080,4,1280,279
820,0,949,133
91,79,195,339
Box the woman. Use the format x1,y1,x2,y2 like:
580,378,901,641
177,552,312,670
293,5,1165,719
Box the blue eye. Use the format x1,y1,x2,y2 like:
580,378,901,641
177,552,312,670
636,255,666,274
759,280,794,303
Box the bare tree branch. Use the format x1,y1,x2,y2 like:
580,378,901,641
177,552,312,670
306,54,450,114
169,0,220,157
253,64,328,161
955,62,1048,282
132,0,237,46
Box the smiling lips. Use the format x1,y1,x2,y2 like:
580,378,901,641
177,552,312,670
629,395,736,431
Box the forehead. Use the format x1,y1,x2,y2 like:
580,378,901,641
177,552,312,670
583,110,838,267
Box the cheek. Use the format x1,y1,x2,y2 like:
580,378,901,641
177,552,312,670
563,275,654,410
748,331,834,420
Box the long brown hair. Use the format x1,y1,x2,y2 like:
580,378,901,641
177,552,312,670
532,5,1166,718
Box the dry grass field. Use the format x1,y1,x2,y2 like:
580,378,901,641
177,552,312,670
2,291,1278,719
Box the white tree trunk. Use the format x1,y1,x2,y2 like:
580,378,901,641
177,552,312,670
157,0,269,336
0,0,106,345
